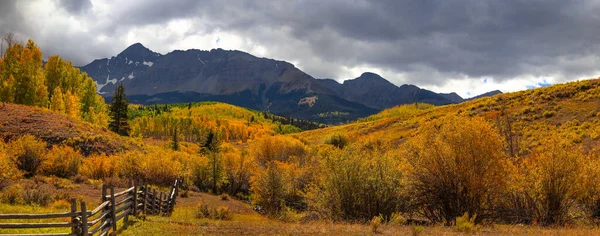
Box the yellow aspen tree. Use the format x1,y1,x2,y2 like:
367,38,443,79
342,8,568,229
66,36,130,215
64,90,80,119
50,86,65,113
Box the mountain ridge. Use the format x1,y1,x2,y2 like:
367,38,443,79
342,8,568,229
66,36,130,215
81,43,500,123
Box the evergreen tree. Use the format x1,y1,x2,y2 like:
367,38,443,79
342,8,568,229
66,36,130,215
108,83,130,136
188,102,192,110
203,130,221,153
171,127,180,151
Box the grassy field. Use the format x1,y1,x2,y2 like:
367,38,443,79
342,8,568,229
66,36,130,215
123,191,600,235
2,183,600,235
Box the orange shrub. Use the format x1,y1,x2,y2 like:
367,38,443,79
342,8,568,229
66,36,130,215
0,141,21,187
137,147,184,186
80,153,118,179
42,145,82,178
404,116,511,224
249,136,307,167
8,134,47,177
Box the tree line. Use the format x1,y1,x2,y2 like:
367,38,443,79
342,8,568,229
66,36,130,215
0,34,108,126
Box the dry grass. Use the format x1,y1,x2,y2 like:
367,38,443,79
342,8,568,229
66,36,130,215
2,181,600,235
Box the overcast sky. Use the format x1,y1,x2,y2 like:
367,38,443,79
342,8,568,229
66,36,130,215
2,0,600,98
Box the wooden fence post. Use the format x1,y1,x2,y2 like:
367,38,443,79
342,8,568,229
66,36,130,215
159,192,164,216
152,189,158,215
81,201,88,236
143,184,148,215
101,184,108,234
133,179,138,216
110,186,117,235
70,198,78,235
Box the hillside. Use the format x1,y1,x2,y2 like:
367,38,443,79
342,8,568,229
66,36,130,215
0,103,134,155
294,78,600,155
128,101,319,144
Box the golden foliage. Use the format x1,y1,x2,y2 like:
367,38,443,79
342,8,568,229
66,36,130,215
404,116,510,224
0,38,108,126
307,143,411,221
80,153,118,180
0,141,21,185
42,145,83,178
7,134,47,177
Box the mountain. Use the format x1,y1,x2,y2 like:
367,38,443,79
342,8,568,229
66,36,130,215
316,72,455,109
80,43,497,123
439,92,465,103
467,90,503,101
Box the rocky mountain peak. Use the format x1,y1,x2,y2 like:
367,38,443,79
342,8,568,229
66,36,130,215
117,43,157,61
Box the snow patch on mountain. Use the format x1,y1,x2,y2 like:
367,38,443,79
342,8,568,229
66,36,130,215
128,72,135,79
95,75,117,93
143,61,153,67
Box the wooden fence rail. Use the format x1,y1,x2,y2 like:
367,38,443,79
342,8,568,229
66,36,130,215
0,178,183,236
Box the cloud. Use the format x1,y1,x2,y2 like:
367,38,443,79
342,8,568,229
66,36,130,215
57,0,92,14
2,0,600,98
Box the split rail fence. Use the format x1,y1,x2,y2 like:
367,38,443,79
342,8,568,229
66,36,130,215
0,178,182,236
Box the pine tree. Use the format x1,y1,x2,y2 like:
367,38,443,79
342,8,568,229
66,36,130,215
109,83,131,136
171,127,180,151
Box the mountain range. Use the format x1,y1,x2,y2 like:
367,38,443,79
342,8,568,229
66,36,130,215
80,43,500,123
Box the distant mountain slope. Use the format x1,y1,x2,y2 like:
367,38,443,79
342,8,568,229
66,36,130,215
293,78,600,155
438,92,465,103
467,90,503,101
316,72,455,109
81,43,498,123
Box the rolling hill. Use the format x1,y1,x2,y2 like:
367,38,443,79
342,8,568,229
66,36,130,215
294,77,600,156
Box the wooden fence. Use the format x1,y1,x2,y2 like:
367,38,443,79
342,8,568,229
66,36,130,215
0,178,182,236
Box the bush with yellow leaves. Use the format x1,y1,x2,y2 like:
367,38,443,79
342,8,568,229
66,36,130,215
42,145,82,178
80,153,118,180
8,134,48,177
307,142,412,221
404,116,511,225
0,141,21,187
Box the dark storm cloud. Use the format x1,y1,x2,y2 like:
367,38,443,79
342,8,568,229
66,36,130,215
2,0,600,88
57,0,92,14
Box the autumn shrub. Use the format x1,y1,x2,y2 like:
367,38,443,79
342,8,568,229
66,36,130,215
250,161,286,215
191,154,211,191
248,136,312,215
8,135,47,177
370,215,382,233
42,145,83,178
517,137,583,225
403,116,511,225
222,149,254,196
307,143,411,221
0,184,24,205
195,202,211,218
214,206,233,220
80,153,118,179
577,153,600,220
324,133,349,149
249,136,307,167
137,147,184,186
388,212,407,226
194,202,233,220
51,199,71,211
117,151,143,179
455,212,478,233
21,182,55,206
0,142,21,188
